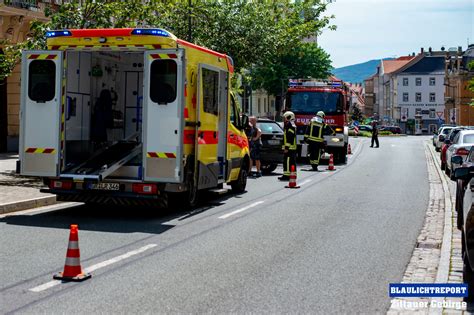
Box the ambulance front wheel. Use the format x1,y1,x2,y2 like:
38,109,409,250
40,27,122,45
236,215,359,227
231,166,248,193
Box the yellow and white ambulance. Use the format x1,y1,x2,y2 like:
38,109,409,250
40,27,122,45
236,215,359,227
19,28,250,207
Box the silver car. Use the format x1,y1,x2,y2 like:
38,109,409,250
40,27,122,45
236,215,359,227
446,129,474,179
435,126,455,151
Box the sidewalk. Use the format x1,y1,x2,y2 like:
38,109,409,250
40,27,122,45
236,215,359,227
0,154,57,214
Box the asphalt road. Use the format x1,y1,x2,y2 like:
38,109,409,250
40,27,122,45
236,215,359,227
0,136,430,314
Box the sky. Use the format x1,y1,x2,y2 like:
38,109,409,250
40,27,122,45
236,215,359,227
318,0,474,68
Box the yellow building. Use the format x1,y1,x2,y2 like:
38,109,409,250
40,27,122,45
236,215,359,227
1,0,51,152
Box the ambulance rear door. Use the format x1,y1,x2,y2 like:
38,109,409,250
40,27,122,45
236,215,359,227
143,49,185,183
20,50,63,176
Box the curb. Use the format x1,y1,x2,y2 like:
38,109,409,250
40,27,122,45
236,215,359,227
0,195,57,214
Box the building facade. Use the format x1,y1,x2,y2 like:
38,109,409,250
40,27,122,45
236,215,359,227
363,74,375,117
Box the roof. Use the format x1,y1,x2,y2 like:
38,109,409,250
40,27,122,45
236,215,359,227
382,58,414,74
400,56,445,75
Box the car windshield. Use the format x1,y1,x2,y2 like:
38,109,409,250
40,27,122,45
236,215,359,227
287,91,343,115
463,134,474,143
258,122,282,133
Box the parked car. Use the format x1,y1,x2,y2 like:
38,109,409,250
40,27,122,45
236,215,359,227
435,126,455,152
256,118,284,174
446,129,474,179
357,125,373,132
451,147,474,229
440,127,468,170
380,126,401,134
452,162,474,301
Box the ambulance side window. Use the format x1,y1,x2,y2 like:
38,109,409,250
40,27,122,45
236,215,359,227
202,68,219,115
28,60,56,102
230,95,239,127
150,60,177,104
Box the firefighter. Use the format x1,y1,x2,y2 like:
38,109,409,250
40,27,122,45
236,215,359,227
278,111,297,181
304,111,335,171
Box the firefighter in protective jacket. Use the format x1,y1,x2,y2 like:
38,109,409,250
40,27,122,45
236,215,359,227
278,111,297,181
304,111,335,171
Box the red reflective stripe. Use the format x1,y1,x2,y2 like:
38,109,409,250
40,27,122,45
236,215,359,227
199,130,218,145
46,54,57,59
52,46,60,50
66,248,80,258
184,107,189,119
168,54,177,59
153,44,162,49
43,148,55,154
26,148,36,153
165,153,176,158
148,152,158,158
177,39,227,59
228,132,249,149
150,54,160,59
28,54,40,59
183,130,195,144
70,28,133,37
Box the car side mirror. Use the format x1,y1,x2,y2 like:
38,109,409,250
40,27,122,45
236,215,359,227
451,155,463,165
241,114,249,130
444,139,451,145
439,135,445,142
454,167,473,180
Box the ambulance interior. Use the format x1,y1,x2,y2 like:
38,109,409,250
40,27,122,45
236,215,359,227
63,51,174,180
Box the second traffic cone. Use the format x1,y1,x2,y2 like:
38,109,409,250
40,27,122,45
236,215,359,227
348,144,352,155
53,224,91,282
285,165,300,189
327,154,335,171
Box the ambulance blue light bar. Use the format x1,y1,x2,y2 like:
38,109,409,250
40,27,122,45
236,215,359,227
131,29,170,37
46,30,72,38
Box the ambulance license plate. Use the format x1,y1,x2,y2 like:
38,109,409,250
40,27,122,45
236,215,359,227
268,140,280,145
89,183,120,191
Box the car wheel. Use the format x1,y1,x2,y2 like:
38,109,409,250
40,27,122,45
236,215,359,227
231,166,247,193
464,250,474,302
435,146,440,152
261,163,278,175
441,162,445,170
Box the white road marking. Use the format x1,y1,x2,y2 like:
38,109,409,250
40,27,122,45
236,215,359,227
299,179,313,186
29,244,157,292
218,201,265,219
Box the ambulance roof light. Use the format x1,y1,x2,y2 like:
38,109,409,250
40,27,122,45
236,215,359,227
46,30,72,38
131,29,170,37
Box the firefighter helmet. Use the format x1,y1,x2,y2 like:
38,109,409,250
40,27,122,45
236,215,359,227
317,111,325,118
283,111,295,121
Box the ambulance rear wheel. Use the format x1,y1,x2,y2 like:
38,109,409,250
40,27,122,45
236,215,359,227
187,179,199,208
231,167,247,193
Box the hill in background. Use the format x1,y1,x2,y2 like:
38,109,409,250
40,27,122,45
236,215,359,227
332,58,393,84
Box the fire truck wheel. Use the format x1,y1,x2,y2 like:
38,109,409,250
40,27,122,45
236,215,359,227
231,167,248,193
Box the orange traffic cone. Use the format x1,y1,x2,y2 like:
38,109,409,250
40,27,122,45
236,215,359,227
348,144,352,155
285,165,300,189
327,154,335,171
54,224,91,282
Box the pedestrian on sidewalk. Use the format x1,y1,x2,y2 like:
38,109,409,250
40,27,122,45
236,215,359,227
370,120,379,148
248,116,262,178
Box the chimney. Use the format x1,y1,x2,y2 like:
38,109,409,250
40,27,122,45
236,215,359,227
421,47,424,53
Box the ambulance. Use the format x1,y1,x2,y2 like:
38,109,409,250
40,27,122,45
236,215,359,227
19,28,250,207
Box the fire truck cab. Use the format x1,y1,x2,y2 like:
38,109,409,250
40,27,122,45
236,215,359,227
285,79,350,164
19,28,250,207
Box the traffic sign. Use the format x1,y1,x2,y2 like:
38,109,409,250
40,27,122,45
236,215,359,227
436,112,443,118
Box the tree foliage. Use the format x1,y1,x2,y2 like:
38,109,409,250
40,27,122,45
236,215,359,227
0,0,335,92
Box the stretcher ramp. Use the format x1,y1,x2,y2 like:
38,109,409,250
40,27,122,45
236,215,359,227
61,141,142,182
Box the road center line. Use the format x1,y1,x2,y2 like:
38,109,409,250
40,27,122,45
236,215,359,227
218,201,265,219
29,244,157,292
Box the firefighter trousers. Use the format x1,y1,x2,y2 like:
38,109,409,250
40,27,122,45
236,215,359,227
283,150,297,176
308,142,323,167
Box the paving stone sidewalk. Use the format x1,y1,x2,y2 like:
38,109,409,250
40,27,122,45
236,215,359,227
0,153,56,214
387,142,471,315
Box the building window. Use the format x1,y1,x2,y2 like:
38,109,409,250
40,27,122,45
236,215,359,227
403,78,408,86
258,98,261,113
429,109,435,118
403,93,408,102
429,77,436,86
415,108,421,115
416,93,422,102
429,93,436,102
416,78,422,86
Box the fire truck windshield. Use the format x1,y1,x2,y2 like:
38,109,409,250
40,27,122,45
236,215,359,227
287,91,343,115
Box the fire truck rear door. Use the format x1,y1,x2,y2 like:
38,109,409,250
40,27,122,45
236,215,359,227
20,50,63,176
143,49,184,183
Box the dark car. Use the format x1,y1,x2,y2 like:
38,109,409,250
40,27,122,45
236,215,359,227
380,126,401,134
256,118,284,174
452,157,474,301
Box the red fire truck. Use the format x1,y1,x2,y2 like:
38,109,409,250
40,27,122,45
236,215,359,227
284,79,350,163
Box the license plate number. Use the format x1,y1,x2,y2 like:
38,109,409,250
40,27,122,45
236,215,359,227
89,183,120,191
268,140,280,145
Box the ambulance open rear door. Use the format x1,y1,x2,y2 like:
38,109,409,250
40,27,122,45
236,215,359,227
142,49,185,183
20,50,63,176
